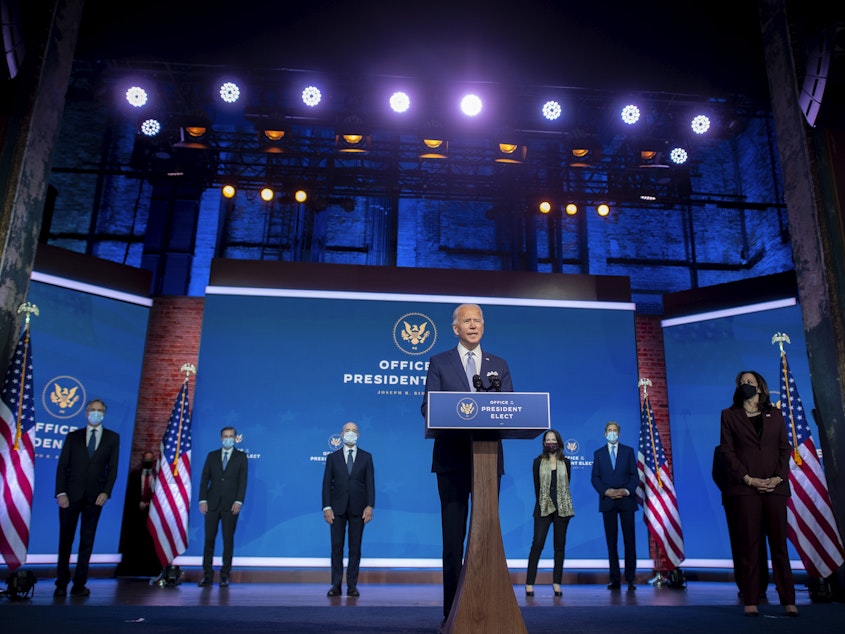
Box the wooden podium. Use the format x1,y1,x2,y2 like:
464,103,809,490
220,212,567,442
426,392,550,634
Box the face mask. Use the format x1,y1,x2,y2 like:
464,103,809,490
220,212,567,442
739,383,758,401
222,438,235,449
543,443,559,453
87,410,104,425
141,460,154,469
606,431,619,444
343,431,358,446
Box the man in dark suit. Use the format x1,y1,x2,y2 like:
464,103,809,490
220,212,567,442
421,303,514,621
590,420,639,591
198,426,248,587
54,398,120,597
322,421,375,597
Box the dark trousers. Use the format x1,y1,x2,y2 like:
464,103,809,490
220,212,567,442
437,470,471,618
723,498,769,594
731,494,795,606
526,514,571,585
602,508,636,585
57,501,103,588
329,512,365,588
202,508,239,577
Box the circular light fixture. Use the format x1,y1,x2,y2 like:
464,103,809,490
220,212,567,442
542,100,561,121
302,85,322,107
294,189,308,203
621,104,640,125
565,203,578,216
597,203,611,217
669,147,688,164
389,91,410,113
140,118,161,137
221,184,236,199
691,114,711,134
219,82,240,103
125,86,148,108
539,201,552,214
260,187,274,202
460,94,482,117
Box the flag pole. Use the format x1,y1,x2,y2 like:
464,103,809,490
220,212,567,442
638,377,664,587
172,363,196,477
772,332,802,465
14,302,39,451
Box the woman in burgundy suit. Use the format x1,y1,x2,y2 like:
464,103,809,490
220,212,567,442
719,370,798,617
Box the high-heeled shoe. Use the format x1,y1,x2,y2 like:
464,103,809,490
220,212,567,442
784,605,799,617
525,586,534,597
743,606,759,617
553,584,562,597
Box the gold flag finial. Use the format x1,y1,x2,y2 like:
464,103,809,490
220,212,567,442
772,332,791,354
17,302,39,325
638,377,652,397
180,363,197,379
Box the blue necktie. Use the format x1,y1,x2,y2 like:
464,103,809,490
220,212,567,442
223,450,229,470
87,428,97,458
347,449,354,474
610,445,617,469
466,351,477,390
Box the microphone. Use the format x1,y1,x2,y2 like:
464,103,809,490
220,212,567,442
472,374,486,392
488,374,502,392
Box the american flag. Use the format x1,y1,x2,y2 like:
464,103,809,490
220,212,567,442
636,394,685,568
0,327,36,571
778,350,845,578
147,379,193,566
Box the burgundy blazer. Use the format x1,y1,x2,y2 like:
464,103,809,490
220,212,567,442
718,405,791,498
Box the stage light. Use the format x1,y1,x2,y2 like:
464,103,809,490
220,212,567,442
640,194,657,201
565,203,578,216
257,120,287,153
621,104,640,125
460,94,482,117
221,184,236,199
294,189,308,203
125,86,148,108
566,130,601,167
597,203,611,217
219,81,240,104
420,138,448,159
538,200,552,214
542,100,561,121
669,147,688,164
691,114,710,134
260,187,274,202
302,85,322,107
336,115,371,153
389,91,410,113
495,141,526,164
140,118,161,137
173,118,211,149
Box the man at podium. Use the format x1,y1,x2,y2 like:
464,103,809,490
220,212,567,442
421,303,514,620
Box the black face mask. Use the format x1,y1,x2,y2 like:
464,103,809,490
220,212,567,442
543,443,559,453
739,383,758,401
141,460,154,469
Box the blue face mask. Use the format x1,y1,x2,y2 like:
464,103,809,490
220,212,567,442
342,431,358,446
222,438,235,449
88,410,104,425
606,431,619,444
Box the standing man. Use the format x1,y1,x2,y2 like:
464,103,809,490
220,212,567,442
322,421,375,597
54,398,120,597
421,303,514,623
590,420,639,591
198,426,248,587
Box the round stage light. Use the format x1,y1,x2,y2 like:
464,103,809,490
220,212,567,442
597,204,611,217
140,119,161,137
221,184,236,199
691,114,711,134
460,94,482,117
260,187,274,202
219,82,240,104
302,86,322,107
389,91,410,113
125,86,148,108
621,104,640,125
565,203,578,216
294,189,308,203
539,201,552,214
669,147,688,164
542,100,561,121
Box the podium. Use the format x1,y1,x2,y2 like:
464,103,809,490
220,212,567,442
426,392,550,634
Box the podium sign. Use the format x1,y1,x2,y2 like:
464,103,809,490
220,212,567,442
425,391,550,439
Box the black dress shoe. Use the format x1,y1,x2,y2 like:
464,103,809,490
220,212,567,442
70,585,90,596
347,587,359,597
197,577,213,587
53,586,67,597
627,583,637,592
326,586,341,597
554,588,562,597
219,577,230,587
607,582,621,590
525,589,534,597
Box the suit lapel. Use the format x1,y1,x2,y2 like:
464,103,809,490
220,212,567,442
446,349,468,390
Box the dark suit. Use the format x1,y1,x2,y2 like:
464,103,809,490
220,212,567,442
421,347,513,617
590,442,639,585
54,425,120,589
199,448,248,578
719,405,794,606
321,446,375,589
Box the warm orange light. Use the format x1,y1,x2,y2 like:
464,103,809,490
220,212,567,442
565,203,578,216
264,129,285,141
185,126,207,137
499,143,518,154
597,203,610,217
423,139,443,149
571,148,589,158
539,201,552,214
221,184,236,199
294,189,308,203
640,150,657,160
342,134,363,144
260,187,274,202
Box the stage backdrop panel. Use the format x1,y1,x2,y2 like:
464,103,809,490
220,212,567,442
24,276,150,561
187,289,646,566
662,299,812,567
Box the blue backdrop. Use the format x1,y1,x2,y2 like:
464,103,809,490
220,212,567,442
662,301,812,566
186,291,646,566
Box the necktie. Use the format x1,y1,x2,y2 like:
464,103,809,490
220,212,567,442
142,473,152,502
611,445,617,469
87,428,97,458
466,351,477,390
223,450,229,470
347,449,354,474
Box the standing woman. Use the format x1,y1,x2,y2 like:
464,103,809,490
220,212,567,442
719,370,798,617
525,429,574,597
